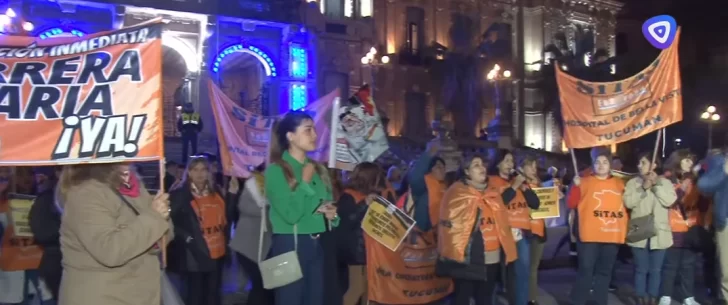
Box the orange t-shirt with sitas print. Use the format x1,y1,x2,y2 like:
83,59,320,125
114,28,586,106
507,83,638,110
191,194,227,259
489,176,531,231
574,176,627,244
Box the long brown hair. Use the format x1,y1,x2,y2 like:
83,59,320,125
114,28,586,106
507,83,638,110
57,163,124,204
267,112,331,191
346,162,382,195
174,156,217,193
665,149,695,175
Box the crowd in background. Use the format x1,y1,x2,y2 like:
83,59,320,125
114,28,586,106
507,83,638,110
1,112,728,305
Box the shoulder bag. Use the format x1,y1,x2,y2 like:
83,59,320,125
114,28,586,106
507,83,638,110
112,190,184,305
625,188,657,243
258,207,302,289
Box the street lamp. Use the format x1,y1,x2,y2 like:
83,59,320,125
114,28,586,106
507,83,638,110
485,64,513,139
360,47,390,99
701,105,720,150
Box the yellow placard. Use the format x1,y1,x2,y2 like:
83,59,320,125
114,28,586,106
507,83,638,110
8,196,34,238
361,196,416,251
530,187,560,220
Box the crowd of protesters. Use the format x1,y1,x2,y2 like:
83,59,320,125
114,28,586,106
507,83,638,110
0,111,728,305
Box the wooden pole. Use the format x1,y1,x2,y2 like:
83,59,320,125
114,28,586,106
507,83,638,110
569,148,579,177
651,129,663,167
159,158,167,269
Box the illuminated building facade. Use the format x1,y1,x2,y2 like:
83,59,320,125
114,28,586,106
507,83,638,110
366,0,622,152
8,0,314,139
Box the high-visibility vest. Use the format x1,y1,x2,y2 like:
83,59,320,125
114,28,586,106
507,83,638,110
181,113,200,125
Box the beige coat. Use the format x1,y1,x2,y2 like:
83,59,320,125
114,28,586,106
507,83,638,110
58,180,173,305
623,176,677,249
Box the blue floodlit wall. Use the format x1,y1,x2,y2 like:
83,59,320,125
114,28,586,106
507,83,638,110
289,44,307,79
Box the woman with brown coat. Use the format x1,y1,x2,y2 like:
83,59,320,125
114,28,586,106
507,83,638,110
57,163,173,305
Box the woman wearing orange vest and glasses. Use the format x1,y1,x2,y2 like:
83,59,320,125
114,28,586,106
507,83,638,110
659,149,701,305
437,155,517,305
567,148,628,305
487,149,540,305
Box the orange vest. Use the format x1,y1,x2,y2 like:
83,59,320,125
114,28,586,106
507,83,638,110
344,189,366,203
575,176,628,244
437,182,517,264
669,179,699,232
0,225,43,271
425,174,446,229
489,176,531,231
528,182,545,238
191,194,227,259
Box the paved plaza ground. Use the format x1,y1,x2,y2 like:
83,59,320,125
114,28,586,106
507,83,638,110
217,227,715,305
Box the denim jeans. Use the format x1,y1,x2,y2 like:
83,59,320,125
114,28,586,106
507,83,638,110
15,270,57,305
661,247,697,300
507,238,530,305
571,242,619,305
631,246,666,297
270,234,324,305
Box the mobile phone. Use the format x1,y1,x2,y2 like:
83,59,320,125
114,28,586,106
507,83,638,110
312,200,335,215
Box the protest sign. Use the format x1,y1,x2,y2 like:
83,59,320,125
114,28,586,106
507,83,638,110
0,20,164,165
361,196,416,251
208,80,275,177
530,187,560,219
556,29,683,148
209,79,339,177
329,85,389,171
365,228,453,305
8,195,34,238
306,90,339,163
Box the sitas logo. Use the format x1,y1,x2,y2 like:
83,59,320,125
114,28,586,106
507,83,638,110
642,15,677,49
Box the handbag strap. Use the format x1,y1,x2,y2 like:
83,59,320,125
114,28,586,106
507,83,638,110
257,210,297,262
257,207,266,262
114,189,140,216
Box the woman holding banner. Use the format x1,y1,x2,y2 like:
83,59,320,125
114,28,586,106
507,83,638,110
624,152,676,305
265,111,340,305
437,154,517,305
567,148,628,305
57,163,173,305
487,149,540,305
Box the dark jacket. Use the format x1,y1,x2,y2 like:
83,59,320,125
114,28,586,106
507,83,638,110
28,188,62,298
336,190,369,265
697,154,728,229
167,184,237,272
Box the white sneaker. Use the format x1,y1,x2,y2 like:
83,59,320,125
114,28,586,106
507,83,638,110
683,297,701,305
658,296,672,305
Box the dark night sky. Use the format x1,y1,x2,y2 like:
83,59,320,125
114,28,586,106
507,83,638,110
607,0,728,160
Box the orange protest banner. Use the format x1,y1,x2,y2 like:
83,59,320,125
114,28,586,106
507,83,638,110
365,229,453,305
556,29,683,148
0,20,164,165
